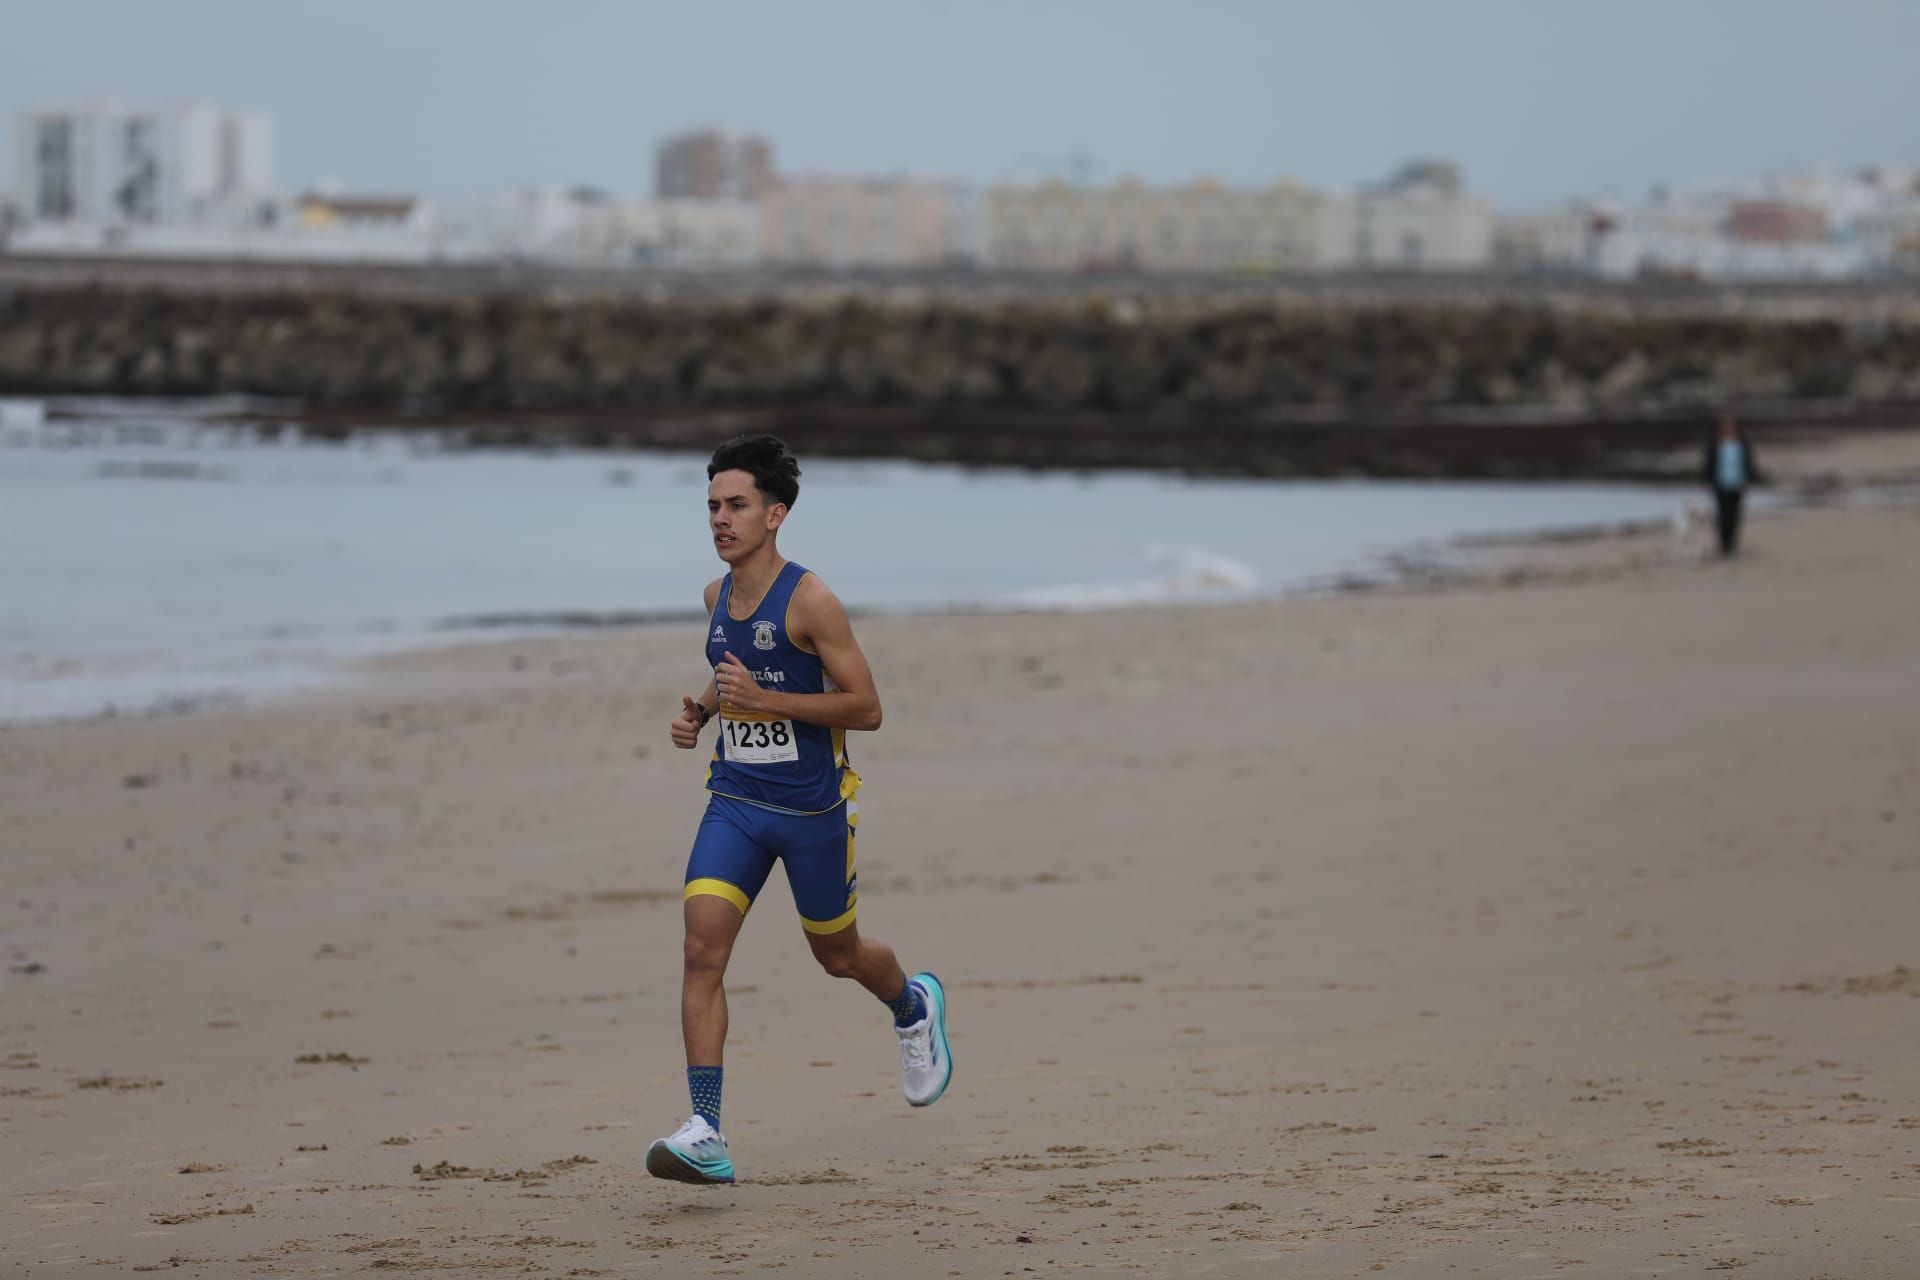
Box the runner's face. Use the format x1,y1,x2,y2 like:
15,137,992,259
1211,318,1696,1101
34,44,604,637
708,469,784,564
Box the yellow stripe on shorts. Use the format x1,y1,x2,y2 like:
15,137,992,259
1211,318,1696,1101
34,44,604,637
684,878,751,914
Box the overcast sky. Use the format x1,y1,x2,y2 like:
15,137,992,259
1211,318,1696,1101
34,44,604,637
3,0,1916,210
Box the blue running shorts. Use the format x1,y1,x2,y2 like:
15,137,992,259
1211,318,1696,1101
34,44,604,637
684,793,858,934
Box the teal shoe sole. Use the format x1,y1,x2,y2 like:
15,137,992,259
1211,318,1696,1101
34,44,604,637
646,1139,736,1184
909,972,953,1107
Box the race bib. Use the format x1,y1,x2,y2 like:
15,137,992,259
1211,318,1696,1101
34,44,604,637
720,716,799,765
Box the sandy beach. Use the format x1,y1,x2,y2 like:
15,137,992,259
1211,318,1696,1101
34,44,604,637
4,447,1918,1277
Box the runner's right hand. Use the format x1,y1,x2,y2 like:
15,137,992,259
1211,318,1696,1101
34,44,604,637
670,695,704,750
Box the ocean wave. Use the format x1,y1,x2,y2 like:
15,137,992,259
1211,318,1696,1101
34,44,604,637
1000,545,1259,611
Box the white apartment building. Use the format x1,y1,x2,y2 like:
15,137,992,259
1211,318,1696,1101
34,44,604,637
1345,185,1493,270
434,186,760,266
1341,161,1495,271
11,101,273,229
988,177,1338,273
570,198,760,267
430,185,587,258
1856,204,1920,273
1497,171,1920,281
762,176,978,268
1492,205,1621,273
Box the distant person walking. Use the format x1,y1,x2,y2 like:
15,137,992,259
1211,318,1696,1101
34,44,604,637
1701,415,1760,557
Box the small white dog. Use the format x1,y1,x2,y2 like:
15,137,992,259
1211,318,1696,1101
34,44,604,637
1672,496,1713,563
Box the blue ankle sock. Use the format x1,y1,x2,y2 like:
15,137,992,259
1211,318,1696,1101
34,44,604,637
687,1065,723,1129
885,979,926,1028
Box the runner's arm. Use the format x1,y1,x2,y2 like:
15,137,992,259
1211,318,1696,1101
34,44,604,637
670,581,727,748
712,579,881,731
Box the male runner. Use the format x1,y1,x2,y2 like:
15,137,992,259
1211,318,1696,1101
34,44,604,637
647,433,952,1185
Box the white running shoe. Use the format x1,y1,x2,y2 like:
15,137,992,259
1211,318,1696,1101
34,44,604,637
645,1114,736,1184
895,972,952,1107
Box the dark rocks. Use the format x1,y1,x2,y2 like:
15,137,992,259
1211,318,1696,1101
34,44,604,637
4,283,1920,477
4,286,1916,415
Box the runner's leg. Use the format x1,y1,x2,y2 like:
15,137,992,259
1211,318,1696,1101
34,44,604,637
647,803,770,1183
806,921,909,1004
683,895,746,1067
783,802,952,1107
678,799,775,1122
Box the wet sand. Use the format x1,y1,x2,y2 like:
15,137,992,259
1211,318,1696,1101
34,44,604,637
4,465,1918,1276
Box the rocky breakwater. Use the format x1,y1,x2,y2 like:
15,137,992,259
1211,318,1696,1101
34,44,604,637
3,285,1919,477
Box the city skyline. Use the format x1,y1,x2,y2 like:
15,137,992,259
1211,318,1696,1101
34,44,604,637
2,1,1918,211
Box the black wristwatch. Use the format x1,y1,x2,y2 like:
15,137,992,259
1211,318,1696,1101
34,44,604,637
695,702,713,727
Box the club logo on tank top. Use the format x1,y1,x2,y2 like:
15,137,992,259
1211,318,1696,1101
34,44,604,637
752,620,778,650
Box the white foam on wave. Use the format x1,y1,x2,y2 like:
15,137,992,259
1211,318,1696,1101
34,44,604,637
0,622,447,727
43,393,298,421
0,650,319,726
1000,545,1261,611
0,398,47,429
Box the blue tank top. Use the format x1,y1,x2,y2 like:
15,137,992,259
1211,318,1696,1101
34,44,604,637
704,561,852,815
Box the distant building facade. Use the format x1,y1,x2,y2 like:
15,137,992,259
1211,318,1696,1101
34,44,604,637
655,128,773,201
1543,182,1875,281
1492,204,1621,274
762,175,978,268
1344,160,1495,270
1856,203,1920,273
295,191,421,229
417,187,757,266
1495,169,1920,281
11,101,273,229
570,197,761,266
1723,199,1827,245
987,177,1339,273
985,162,1494,274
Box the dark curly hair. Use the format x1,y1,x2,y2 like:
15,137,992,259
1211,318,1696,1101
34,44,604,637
707,433,801,509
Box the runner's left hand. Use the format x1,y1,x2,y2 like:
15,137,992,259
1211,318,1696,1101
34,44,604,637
713,651,768,713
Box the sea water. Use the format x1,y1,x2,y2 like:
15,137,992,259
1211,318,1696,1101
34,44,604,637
0,398,1684,724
